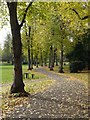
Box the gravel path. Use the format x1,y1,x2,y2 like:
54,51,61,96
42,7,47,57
3,68,89,119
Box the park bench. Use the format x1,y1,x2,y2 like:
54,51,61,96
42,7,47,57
24,72,35,79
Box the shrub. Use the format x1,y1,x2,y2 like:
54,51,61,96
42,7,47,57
70,61,85,73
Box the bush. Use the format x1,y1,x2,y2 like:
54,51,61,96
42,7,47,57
70,61,85,73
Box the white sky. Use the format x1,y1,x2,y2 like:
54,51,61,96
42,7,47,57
0,26,11,48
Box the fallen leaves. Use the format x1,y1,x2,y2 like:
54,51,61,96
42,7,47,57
1,79,55,118
25,79,55,94
1,68,89,118
1,94,29,118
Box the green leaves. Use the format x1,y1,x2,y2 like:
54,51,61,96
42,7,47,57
20,2,89,66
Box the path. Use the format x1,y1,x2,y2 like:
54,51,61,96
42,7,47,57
2,68,89,119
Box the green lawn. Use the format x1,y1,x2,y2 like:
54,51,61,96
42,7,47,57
1,64,14,84
0,63,46,84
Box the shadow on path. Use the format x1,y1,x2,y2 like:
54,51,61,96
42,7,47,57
3,67,89,119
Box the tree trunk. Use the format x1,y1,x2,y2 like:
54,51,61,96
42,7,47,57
48,53,51,68
55,54,58,66
50,46,54,71
44,57,47,66
11,26,25,93
30,37,33,69
55,48,58,66
28,26,32,70
36,55,38,68
52,48,57,67
40,50,43,67
7,2,29,95
58,42,64,73
28,42,31,70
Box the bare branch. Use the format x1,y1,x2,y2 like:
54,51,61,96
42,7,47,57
81,15,90,20
72,8,90,20
20,1,34,28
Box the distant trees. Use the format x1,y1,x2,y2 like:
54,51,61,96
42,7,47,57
2,33,13,63
66,28,90,72
66,41,85,62
81,29,90,70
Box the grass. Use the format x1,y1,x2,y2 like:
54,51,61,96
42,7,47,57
63,65,88,85
1,65,14,84
0,64,46,84
46,65,88,86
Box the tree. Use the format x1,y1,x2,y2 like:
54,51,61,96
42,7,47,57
2,33,12,63
80,29,90,70
18,2,88,73
26,25,33,70
72,8,90,20
66,41,86,62
7,2,33,95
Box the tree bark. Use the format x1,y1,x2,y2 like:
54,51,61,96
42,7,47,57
44,57,47,66
50,46,54,71
31,37,33,69
48,52,51,68
28,26,32,70
58,42,64,73
10,23,25,93
7,2,33,95
36,55,38,68
40,50,43,67
55,54,58,66
52,48,57,67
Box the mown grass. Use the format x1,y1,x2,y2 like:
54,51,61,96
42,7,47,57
1,65,14,84
0,64,46,84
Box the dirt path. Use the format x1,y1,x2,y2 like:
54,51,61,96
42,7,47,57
2,68,89,119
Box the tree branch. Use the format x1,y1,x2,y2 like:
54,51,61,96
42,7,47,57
20,1,34,28
72,8,90,20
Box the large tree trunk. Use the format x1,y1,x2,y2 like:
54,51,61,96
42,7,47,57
7,2,29,95
11,24,25,93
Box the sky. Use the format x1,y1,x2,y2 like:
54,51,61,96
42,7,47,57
0,26,11,48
